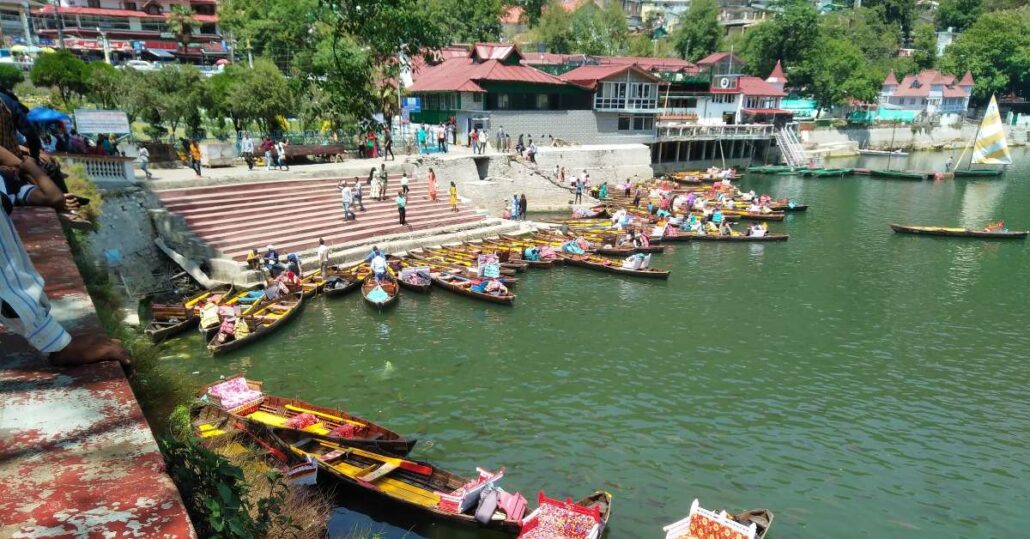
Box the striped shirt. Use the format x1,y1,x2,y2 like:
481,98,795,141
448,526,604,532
0,202,72,354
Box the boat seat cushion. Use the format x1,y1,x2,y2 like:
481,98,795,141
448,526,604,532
206,377,263,410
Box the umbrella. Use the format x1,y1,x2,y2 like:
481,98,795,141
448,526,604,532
25,46,41,53
27,107,73,131
9,45,26,53
40,47,56,54
215,58,230,66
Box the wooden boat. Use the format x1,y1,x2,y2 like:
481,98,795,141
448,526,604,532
482,239,559,268
299,270,324,299
207,291,303,355
391,258,433,293
858,148,908,156
322,266,361,298
194,376,417,456
361,274,399,310
145,285,231,343
429,245,528,273
953,168,1004,177
411,251,517,277
431,272,516,305
663,500,772,539
672,231,788,242
563,254,670,279
518,491,612,539
770,203,808,212
724,210,784,222
869,169,926,180
810,168,852,177
889,223,1028,239
198,286,258,340
276,432,522,533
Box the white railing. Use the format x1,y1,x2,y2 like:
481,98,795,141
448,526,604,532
774,126,807,167
657,123,776,140
55,153,137,184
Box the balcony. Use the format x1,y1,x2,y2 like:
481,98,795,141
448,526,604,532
657,123,776,141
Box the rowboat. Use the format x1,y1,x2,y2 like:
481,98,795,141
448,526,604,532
322,266,361,298
482,239,559,268
429,245,528,273
276,432,523,533
195,376,417,456
668,231,788,242
724,210,784,222
809,168,852,177
858,148,908,156
663,500,772,539
410,251,517,277
392,259,433,293
889,223,1028,239
770,203,808,212
299,270,324,299
361,274,399,310
207,291,303,355
147,285,234,343
198,286,261,340
953,168,1004,177
869,169,926,180
563,254,670,279
518,491,612,539
431,272,516,305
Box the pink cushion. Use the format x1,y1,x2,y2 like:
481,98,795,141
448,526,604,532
207,377,262,410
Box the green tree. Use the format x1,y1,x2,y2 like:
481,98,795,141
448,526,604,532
206,60,293,134
30,50,87,103
432,0,504,43
739,0,820,84
115,69,156,126
569,2,629,55
0,63,23,90
84,62,122,109
167,5,197,54
148,64,206,138
939,9,1030,101
864,0,916,36
535,0,574,53
911,22,937,69
516,0,549,25
820,7,901,62
936,0,981,31
670,0,721,61
218,0,320,72
798,37,880,113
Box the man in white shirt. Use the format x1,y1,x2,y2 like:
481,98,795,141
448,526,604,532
338,180,354,221
316,238,330,277
138,146,152,179
240,133,255,170
370,253,388,282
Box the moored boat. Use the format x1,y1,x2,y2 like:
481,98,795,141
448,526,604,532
361,274,399,310
869,169,927,180
518,491,612,539
889,223,1028,239
953,168,1004,177
663,499,773,539
322,266,361,298
195,375,417,456
563,253,670,279
207,291,303,355
276,432,524,533
431,272,516,305
671,231,788,242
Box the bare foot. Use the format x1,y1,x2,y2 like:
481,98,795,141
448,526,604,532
50,334,132,369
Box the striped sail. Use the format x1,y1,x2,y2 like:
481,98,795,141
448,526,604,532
972,95,1012,165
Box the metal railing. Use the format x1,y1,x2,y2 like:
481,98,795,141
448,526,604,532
657,123,776,141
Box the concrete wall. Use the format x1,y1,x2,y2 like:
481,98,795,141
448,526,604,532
802,124,991,150
457,110,657,145
411,145,652,215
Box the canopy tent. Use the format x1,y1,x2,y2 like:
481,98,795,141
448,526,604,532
28,107,73,131
875,107,917,123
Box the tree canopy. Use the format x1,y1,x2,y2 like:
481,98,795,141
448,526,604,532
431,0,504,43
0,64,23,91
936,0,982,32
939,8,1030,101
30,50,87,104
670,0,721,62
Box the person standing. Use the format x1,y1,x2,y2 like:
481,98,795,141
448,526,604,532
317,238,330,277
416,125,426,154
396,190,407,225
189,139,202,176
138,145,152,179
276,139,289,171
378,164,389,201
496,126,506,152
447,121,455,149
352,177,365,211
574,177,583,204
400,172,409,195
240,133,254,170
261,136,274,171
560,165,566,184
478,130,487,154
427,167,437,201
470,128,479,154
338,179,354,221
383,127,395,161
436,123,445,152
527,139,537,163
632,186,642,207
449,181,458,212
510,193,520,221
519,193,527,221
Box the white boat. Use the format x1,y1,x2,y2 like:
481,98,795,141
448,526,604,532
858,148,909,156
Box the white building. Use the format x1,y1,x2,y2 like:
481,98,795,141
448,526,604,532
879,69,974,120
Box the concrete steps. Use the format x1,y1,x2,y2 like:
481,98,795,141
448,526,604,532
153,174,485,262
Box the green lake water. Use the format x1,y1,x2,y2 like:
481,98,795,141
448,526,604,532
163,149,1030,538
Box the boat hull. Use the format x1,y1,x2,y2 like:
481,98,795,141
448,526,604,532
889,223,1028,239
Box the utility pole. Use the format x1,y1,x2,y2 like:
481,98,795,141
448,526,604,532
53,0,65,48
97,27,110,64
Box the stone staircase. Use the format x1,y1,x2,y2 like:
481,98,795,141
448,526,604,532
150,175,524,282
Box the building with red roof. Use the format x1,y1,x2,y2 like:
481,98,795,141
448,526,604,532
32,0,225,62
879,68,974,119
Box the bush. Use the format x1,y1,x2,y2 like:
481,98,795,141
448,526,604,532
0,64,24,90
30,50,87,104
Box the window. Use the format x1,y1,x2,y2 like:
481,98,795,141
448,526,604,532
537,94,549,109
618,116,631,130
711,93,735,104
123,2,137,10
595,81,627,109
498,94,510,109
87,0,100,7
617,114,655,131
473,93,482,103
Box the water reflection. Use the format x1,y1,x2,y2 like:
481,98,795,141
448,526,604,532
959,180,1006,228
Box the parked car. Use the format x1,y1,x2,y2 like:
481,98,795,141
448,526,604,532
117,60,159,72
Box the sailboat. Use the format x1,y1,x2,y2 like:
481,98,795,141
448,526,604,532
953,95,1012,177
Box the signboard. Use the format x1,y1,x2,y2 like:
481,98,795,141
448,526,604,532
402,97,421,113
74,109,131,135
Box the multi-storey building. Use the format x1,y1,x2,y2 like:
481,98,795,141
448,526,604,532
32,0,225,63
879,69,973,120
